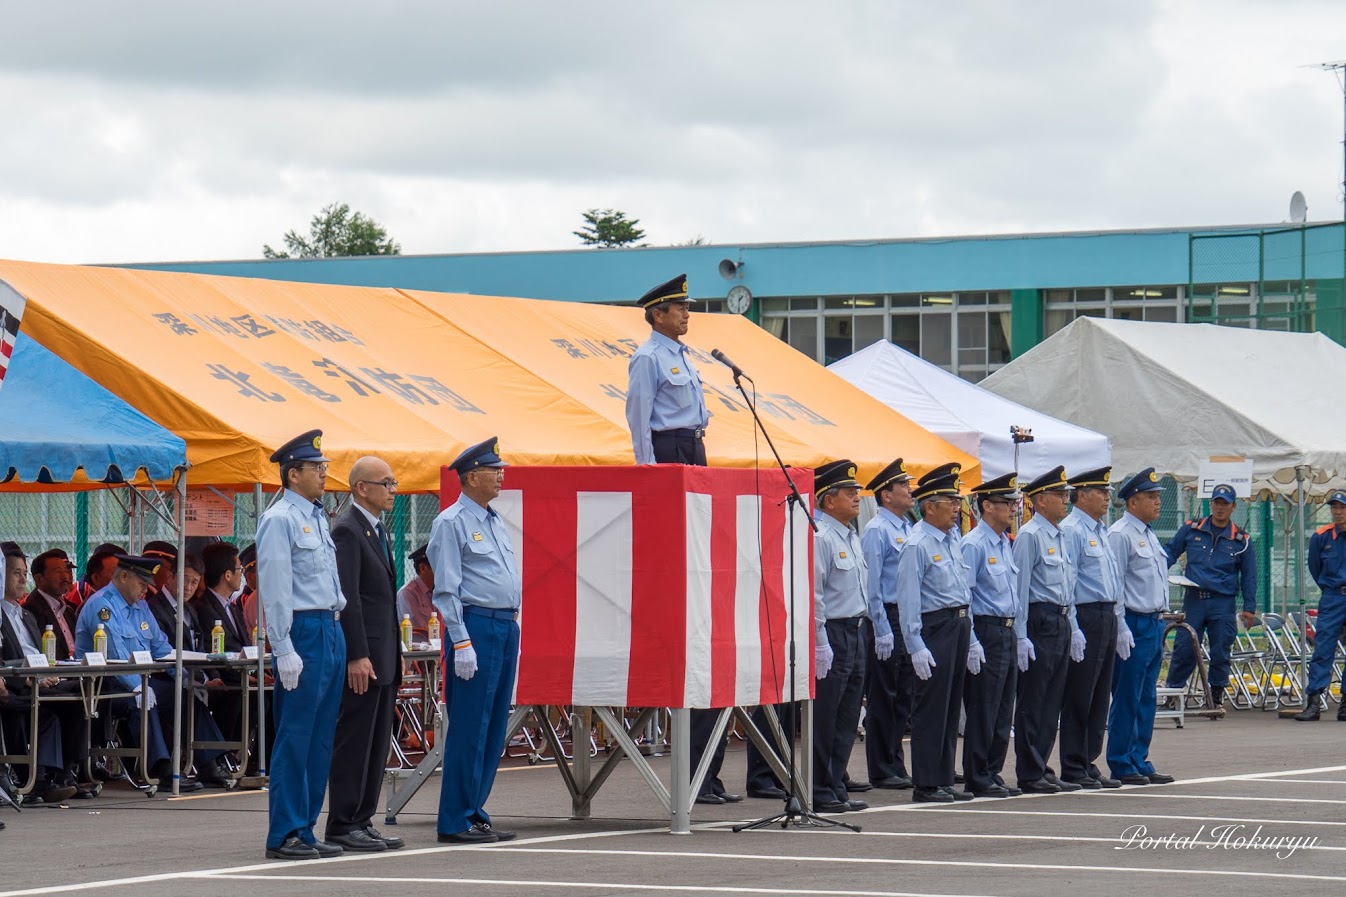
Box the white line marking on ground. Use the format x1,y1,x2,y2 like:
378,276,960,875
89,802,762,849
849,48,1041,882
895,807,1346,827
487,847,1346,882
197,874,1006,897
1247,778,1346,785
1103,793,1346,805
1164,764,1346,785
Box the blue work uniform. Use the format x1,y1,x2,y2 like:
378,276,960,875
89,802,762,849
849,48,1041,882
859,507,918,784
1060,507,1122,783
1305,524,1346,696
428,492,521,836
1011,514,1076,785
960,520,1019,793
1107,511,1170,778
625,331,710,465
894,520,972,790
257,489,347,851
1165,516,1257,694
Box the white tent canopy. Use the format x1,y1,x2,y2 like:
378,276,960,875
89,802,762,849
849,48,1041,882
828,341,1111,480
980,317,1346,497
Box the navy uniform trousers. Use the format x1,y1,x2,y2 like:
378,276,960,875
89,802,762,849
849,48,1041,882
438,606,520,835
1108,611,1165,778
267,611,345,850
1059,602,1118,782
962,616,1016,792
865,602,917,783
1014,603,1071,784
910,607,971,789
812,616,866,805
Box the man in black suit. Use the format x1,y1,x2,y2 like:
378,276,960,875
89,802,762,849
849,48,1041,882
325,455,404,852
23,549,79,661
191,543,251,741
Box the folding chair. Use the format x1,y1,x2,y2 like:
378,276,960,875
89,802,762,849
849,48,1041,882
1256,613,1307,710
1226,623,1271,710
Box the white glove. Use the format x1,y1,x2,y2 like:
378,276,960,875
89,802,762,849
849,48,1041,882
133,683,157,711
1116,624,1135,661
967,640,985,676
874,632,895,662
275,651,304,691
454,643,478,680
910,648,936,680
1016,638,1036,672
814,643,834,680
1069,629,1087,663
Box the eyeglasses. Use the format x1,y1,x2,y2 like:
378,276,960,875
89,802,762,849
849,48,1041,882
303,462,331,474
358,479,399,490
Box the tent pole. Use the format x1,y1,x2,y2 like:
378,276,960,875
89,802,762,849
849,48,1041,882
170,471,187,796
253,482,268,779
1295,464,1309,704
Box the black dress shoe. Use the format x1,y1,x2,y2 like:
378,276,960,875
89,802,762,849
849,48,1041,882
844,779,873,793
309,840,344,858
717,792,744,803
953,772,964,784
1119,773,1151,786
912,786,954,803
845,799,869,811
872,775,913,790
475,823,516,842
816,799,850,812
1096,776,1122,789
942,786,973,802
1019,779,1061,794
1043,773,1082,792
438,828,498,844
38,782,77,803
1294,700,1321,721
196,760,231,786
160,775,204,793
967,784,1011,798
1063,776,1102,790
747,786,788,799
993,776,1022,796
364,826,405,849
266,836,320,860
1146,772,1175,785
694,792,725,805
326,829,387,852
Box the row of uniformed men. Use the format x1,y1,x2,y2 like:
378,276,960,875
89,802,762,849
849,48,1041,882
807,458,1174,808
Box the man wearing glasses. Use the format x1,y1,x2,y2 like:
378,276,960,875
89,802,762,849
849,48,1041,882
326,456,405,852
257,429,347,861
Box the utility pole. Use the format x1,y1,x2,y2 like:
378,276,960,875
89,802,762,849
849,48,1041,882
1313,60,1346,221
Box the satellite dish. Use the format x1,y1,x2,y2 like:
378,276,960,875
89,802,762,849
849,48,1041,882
1289,190,1308,223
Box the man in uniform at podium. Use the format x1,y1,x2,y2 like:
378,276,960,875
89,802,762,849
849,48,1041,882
625,274,739,806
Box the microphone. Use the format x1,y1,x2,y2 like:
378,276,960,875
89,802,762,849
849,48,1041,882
711,348,752,382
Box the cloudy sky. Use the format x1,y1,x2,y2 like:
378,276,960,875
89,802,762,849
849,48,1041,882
2,0,1343,264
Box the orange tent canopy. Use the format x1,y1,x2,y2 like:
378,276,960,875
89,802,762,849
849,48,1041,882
0,260,977,492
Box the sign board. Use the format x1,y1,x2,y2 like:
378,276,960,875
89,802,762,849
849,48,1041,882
185,489,234,536
1197,457,1254,499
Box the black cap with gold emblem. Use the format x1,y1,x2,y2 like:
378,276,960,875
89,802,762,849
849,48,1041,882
1023,465,1069,497
970,472,1019,498
270,429,329,465
1118,467,1163,500
866,458,910,494
814,459,860,498
913,473,960,502
451,437,508,474
917,462,962,489
115,554,162,583
637,274,691,309
1067,467,1112,490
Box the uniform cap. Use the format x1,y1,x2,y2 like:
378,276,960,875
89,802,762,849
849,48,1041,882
1118,468,1163,500
1328,490,1346,506
1023,465,1069,497
1067,467,1112,490
1210,484,1237,503
270,429,329,464
917,462,962,488
970,472,1019,498
637,274,691,309
913,473,960,502
865,458,910,493
239,543,257,570
451,437,508,474
409,544,429,565
141,540,178,563
115,554,162,583
814,459,860,497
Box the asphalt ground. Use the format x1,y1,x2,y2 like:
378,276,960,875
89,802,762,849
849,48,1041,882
1,707,1343,897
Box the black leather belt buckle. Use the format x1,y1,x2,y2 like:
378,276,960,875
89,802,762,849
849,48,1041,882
957,607,968,618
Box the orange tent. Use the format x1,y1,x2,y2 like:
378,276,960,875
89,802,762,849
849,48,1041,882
0,260,977,491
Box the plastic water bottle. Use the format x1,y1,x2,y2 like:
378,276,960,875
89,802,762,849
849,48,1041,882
42,625,57,663
427,613,441,644
93,624,108,656
400,614,413,651
211,619,225,655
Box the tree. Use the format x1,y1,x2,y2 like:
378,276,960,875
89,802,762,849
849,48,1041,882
573,208,646,248
263,202,401,259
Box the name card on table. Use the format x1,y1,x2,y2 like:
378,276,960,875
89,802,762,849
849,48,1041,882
242,646,260,660
84,652,107,666
429,638,441,651
131,651,154,664
25,654,49,668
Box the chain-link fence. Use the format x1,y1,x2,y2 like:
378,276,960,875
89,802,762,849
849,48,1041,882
0,487,446,590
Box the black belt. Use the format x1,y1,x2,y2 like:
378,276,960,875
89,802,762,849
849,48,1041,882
974,616,1015,628
1030,602,1069,616
1076,601,1117,611
1126,609,1165,620
1184,588,1233,601
922,606,969,623
1329,586,1346,595
464,605,519,621
655,427,706,439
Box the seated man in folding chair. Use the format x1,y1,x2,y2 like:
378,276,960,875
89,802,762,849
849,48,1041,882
1296,489,1346,721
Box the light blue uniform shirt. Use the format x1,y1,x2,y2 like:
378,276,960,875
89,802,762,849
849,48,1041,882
428,493,521,646
256,489,347,657
813,512,868,649
1108,511,1170,614
1061,506,1123,622
1012,513,1077,640
962,520,1019,619
860,507,911,639
75,583,173,691
895,520,972,655
625,331,710,464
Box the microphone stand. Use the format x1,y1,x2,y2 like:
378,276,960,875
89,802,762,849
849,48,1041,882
727,367,859,834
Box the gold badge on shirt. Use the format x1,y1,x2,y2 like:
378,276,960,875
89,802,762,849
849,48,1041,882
933,554,942,562
671,367,681,374
1047,547,1056,555
472,532,484,542
98,608,111,622
839,550,847,559
303,526,311,533
140,621,150,631
988,557,997,564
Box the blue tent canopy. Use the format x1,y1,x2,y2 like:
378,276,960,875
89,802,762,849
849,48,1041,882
0,333,186,484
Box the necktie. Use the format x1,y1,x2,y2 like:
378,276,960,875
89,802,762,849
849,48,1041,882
375,521,392,566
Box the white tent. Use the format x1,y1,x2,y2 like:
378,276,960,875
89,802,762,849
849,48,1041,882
828,341,1111,480
980,317,1346,498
